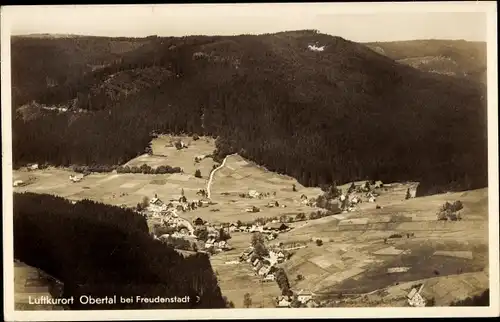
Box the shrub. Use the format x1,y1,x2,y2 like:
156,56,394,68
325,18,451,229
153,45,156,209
243,293,252,308
192,134,200,141
295,213,306,221
437,200,464,221
452,200,464,212
450,289,489,306
389,234,402,239
316,239,323,246
195,169,202,178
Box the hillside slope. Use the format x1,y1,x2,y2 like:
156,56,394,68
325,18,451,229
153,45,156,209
365,40,487,84
13,192,226,309
11,30,488,196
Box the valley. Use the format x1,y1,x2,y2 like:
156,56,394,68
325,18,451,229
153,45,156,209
12,135,489,308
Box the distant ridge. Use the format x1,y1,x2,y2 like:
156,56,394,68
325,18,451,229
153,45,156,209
11,30,488,196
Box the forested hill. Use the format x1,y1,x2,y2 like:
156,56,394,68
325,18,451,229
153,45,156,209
365,39,487,84
11,30,488,196
14,192,226,309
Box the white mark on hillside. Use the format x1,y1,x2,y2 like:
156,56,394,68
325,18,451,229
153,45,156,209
308,44,325,52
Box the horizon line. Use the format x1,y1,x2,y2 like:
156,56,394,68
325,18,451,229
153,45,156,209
10,32,487,44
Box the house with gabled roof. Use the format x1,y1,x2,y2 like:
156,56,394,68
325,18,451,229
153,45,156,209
296,289,315,304
407,284,426,307
264,222,290,232
276,295,292,307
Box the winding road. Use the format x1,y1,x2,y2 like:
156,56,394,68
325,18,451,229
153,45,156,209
206,154,233,199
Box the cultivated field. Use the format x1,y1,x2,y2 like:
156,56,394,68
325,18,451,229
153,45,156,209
276,188,489,298
12,135,490,307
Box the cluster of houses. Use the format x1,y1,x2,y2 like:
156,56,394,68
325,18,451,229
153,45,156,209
276,290,318,308
240,247,287,282
191,218,233,252
147,193,212,216
338,189,380,212
145,195,199,236
407,284,427,307
222,222,291,240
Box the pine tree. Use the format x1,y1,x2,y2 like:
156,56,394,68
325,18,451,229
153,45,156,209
405,188,411,200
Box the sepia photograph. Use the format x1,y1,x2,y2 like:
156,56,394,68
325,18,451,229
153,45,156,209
1,2,498,320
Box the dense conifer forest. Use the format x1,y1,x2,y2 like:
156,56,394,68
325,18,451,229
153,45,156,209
13,192,226,309
11,30,488,196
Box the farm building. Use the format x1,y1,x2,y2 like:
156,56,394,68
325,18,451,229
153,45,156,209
258,266,271,277
407,284,427,307
150,197,164,206
245,206,261,213
264,273,275,281
276,296,292,307
248,190,262,198
264,223,290,232
228,223,238,232
69,174,84,183
296,289,315,304
250,225,264,233
13,180,24,187
204,238,216,249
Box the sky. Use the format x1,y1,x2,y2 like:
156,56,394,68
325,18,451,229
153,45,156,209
3,3,491,42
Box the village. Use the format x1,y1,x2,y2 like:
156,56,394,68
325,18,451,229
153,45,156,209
11,135,488,309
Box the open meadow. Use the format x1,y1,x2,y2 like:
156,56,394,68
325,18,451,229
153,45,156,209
276,188,488,301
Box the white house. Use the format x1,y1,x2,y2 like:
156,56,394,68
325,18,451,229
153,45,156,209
296,289,314,304
248,190,261,198
245,206,260,213
407,284,426,307
218,240,228,249
205,238,216,249
13,180,24,187
258,266,271,277
264,273,275,281
69,174,84,183
277,296,292,307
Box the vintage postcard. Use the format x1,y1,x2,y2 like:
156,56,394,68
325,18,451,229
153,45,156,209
2,2,499,320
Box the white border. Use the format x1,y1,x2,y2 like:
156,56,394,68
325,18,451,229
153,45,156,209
2,2,499,321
